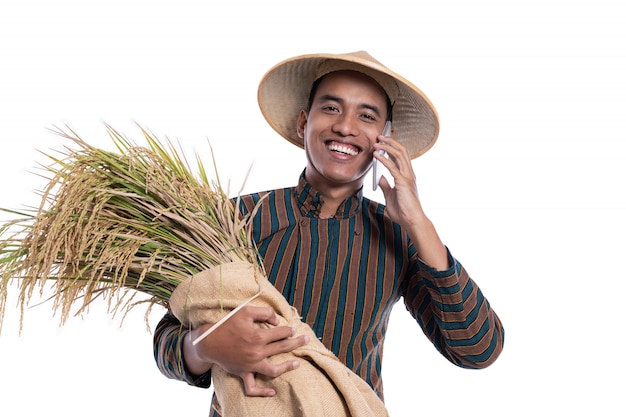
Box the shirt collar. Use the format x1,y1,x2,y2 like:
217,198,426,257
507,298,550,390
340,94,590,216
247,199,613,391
294,170,362,219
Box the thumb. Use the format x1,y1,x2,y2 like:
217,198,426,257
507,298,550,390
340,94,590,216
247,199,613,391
378,175,392,199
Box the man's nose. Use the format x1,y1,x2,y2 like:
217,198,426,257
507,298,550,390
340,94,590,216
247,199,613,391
332,114,358,137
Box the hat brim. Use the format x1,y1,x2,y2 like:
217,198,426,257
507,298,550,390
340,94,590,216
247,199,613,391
257,51,439,159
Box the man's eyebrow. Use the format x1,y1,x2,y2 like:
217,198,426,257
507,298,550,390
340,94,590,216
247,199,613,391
317,94,343,105
317,94,383,118
361,103,383,118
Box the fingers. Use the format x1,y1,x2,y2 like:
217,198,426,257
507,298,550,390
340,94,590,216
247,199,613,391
256,356,301,379
242,352,302,397
259,321,296,341
241,305,310,348
242,372,276,397
196,305,310,397
268,333,309,362
240,328,306,398
374,135,422,223
241,356,302,397
246,305,281,327
374,136,412,176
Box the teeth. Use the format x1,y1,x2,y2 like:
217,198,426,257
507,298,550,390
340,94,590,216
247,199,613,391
328,143,358,156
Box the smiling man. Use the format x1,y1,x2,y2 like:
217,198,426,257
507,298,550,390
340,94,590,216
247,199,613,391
298,70,390,215
153,51,505,416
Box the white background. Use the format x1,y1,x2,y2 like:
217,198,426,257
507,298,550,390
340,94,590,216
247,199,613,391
1,0,624,416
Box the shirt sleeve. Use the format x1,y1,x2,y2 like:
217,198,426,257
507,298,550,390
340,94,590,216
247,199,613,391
403,248,505,369
152,310,213,388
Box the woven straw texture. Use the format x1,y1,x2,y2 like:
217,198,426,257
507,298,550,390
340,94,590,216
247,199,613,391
257,50,439,159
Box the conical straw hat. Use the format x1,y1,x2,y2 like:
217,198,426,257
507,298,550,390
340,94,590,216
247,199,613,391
258,50,439,159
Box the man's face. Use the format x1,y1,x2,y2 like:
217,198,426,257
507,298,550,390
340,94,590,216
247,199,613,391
297,71,389,191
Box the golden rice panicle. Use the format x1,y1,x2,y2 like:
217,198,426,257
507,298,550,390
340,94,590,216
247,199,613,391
0,124,264,332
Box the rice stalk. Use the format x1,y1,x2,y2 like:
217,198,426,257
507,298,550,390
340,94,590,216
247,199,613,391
0,124,264,333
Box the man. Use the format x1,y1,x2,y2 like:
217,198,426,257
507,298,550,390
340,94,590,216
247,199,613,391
153,51,504,413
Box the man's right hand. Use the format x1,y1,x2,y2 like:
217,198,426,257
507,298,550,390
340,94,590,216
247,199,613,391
182,305,309,397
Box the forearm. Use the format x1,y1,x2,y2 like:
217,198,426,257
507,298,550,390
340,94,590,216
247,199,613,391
437,264,504,368
408,255,505,369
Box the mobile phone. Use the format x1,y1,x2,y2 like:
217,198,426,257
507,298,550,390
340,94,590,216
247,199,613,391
373,121,392,191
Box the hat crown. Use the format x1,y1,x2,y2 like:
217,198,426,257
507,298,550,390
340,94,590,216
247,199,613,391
315,52,400,104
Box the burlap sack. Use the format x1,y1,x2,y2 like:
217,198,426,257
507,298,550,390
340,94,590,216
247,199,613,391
169,261,389,417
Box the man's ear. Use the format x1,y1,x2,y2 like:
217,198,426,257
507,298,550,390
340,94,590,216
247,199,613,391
296,109,308,139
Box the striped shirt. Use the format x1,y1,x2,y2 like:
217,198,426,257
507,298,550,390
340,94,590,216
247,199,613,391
153,172,504,401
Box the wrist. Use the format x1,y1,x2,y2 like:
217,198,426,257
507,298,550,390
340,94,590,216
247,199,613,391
408,217,450,271
183,327,214,377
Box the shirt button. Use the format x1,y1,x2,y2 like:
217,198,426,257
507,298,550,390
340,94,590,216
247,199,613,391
300,219,309,226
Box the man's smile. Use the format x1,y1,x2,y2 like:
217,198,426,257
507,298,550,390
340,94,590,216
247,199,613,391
326,141,361,156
